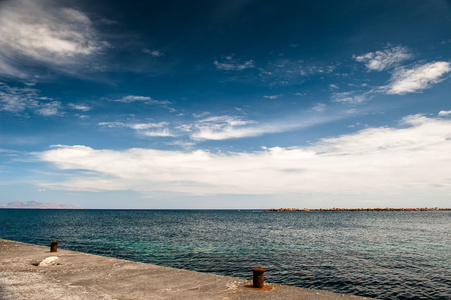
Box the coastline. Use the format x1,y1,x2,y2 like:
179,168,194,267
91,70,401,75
0,238,371,300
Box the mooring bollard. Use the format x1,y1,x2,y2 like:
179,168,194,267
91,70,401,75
252,268,266,288
50,240,59,252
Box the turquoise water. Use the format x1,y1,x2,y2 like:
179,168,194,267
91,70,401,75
0,209,450,299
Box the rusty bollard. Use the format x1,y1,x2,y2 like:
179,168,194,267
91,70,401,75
252,268,266,288
50,240,59,252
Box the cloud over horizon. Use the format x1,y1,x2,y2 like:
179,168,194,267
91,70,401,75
37,114,451,201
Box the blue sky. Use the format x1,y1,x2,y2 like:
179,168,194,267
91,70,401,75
1,0,451,209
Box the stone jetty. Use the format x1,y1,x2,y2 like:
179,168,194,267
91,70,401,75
0,238,372,299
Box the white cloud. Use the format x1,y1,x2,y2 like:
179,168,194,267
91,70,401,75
37,114,451,199
214,56,334,86
98,122,121,128
69,103,91,112
263,95,280,99
193,112,210,118
176,124,194,132
98,121,169,130
142,129,175,137
0,83,38,113
385,61,451,95
98,121,175,137
131,123,168,130
0,0,106,78
197,116,254,127
438,110,451,117
35,101,62,116
190,115,260,140
143,49,163,57
257,59,335,86
191,125,272,141
257,59,306,85
214,56,255,71
186,111,348,141
165,140,196,150
112,95,171,105
0,82,62,116
312,103,326,112
355,46,413,71
307,65,335,74
332,91,372,105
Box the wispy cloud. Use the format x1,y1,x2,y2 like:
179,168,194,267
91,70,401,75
257,59,335,86
193,112,211,118
0,82,62,116
111,95,171,105
259,59,305,77
384,61,451,95
214,55,336,87
37,114,451,199
142,49,163,57
68,103,92,112
188,111,347,141
98,121,169,130
332,91,372,105
98,121,175,137
142,129,175,137
354,46,413,71
189,115,258,140
0,83,38,113
312,103,326,112
35,101,62,117
307,65,336,74
165,140,196,150
263,95,280,100
214,56,255,71
0,0,107,78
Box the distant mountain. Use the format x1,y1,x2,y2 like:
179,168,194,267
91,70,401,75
0,201,83,209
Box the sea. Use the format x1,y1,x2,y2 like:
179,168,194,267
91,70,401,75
0,209,449,299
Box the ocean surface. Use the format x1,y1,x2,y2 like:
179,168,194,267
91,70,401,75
0,209,449,299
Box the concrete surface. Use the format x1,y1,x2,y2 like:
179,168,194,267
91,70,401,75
0,239,373,300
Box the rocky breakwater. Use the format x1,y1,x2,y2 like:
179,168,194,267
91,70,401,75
262,207,451,212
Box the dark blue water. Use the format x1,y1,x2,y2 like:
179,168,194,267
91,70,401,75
0,209,449,299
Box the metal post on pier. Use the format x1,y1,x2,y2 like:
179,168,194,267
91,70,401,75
50,240,59,252
252,268,265,288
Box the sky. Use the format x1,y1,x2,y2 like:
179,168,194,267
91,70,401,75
0,0,451,209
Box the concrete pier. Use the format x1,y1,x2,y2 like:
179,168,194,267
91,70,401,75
0,239,371,299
